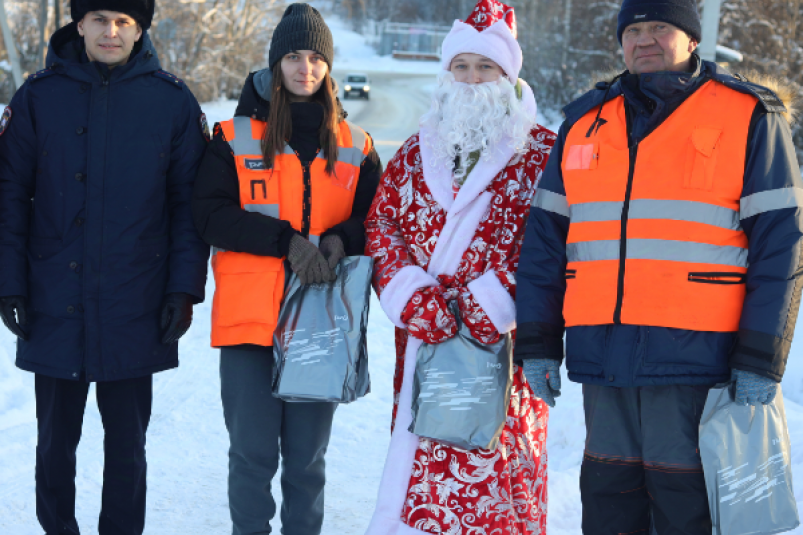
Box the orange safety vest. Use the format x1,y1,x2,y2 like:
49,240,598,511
559,80,756,332
210,116,372,347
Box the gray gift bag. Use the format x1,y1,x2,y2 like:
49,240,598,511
272,256,373,403
700,383,800,535
409,304,513,450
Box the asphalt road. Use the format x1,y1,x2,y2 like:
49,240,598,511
332,70,435,164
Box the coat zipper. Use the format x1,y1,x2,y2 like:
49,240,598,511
613,107,638,324
301,160,312,238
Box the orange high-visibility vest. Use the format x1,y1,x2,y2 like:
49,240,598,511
559,80,756,332
210,116,372,347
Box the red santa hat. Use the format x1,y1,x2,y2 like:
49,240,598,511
440,0,522,82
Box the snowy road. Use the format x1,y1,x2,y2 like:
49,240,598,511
2,67,802,535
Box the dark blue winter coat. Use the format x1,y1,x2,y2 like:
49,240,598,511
515,57,803,387
0,24,209,382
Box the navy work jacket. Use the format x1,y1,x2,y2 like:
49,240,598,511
0,24,209,381
515,57,803,387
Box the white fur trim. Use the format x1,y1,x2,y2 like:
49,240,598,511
419,130,455,212
468,270,516,334
428,192,494,277
364,336,424,535
440,19,523,82
519,78,538,120
379,265,440,329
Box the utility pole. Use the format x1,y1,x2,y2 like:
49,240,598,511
698,0,722,61
0,0,24,90
55,0,61,30
37,0,48,69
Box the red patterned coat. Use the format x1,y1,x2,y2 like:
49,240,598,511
364,124,556,535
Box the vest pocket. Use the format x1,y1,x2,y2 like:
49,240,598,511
683,127,721,191
213,253,283,327
688,271,746,285
564,142,599,171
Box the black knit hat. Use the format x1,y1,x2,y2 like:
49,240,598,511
617,0,702,44
268,3,334,70
71,0,155,30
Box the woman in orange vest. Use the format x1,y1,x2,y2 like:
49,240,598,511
191,4,381,534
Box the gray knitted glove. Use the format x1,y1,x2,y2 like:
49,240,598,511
319,234,346,270
732,369,778,405
523,359,561,408
287,235,335,285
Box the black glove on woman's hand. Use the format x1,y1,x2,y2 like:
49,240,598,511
160,292,194,345
0,295,28,340
287,234,336,284
319,234,346,270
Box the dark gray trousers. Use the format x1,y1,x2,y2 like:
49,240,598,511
220,345,337,535
580,384,712,535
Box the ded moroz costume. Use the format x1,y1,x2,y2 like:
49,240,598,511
364,2,557,534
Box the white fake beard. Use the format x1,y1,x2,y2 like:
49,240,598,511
420,71,535,184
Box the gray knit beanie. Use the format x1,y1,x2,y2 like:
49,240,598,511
268,3,334,70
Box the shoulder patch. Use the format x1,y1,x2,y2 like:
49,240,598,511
153,70,185,88
199,113,211,142
0,106,11,137
28,68,56,83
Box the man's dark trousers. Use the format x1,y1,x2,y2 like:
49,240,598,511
35,373,153,535
580,384,713,535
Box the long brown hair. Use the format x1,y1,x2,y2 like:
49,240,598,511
262,62,340,175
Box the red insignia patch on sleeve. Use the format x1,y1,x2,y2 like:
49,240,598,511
199,113,211,142
0,106,12,137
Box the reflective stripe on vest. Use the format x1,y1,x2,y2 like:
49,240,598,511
210,116,371,347
559,80,757,332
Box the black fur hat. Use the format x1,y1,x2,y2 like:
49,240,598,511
71,0,155,30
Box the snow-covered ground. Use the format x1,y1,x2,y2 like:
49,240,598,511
2,17,803,535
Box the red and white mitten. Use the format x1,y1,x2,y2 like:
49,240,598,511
401,287,457,344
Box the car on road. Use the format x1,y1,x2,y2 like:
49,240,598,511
343,74,371,100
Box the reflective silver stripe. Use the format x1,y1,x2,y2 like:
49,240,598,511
309,234,320,247
230,116,262,156
567,239,748,267
212,246,227,256
570,201,622,223
337,146,368,166
570,199,741,231
532,189,570,218
346,120,368,153
740,187,803,220
244,204,279,218
283,145,296,155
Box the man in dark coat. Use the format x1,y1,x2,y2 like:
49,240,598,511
0,0,209,533
515,0,802,533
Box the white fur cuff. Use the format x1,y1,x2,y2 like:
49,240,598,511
379,265,440,329
467,270,516,334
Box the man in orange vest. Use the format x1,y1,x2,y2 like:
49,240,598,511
515,0,803,533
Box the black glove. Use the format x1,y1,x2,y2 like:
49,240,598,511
287,234,336,284
160,293,194,345
319,234,346,270
0,295,28,340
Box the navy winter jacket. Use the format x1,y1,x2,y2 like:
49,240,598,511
515,57,803,387
0,24,209,381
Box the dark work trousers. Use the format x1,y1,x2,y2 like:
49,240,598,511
220,345,337,535
35,373,153,535
580,384,712,535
